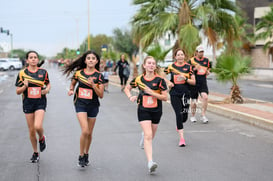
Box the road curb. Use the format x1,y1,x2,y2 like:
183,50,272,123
208,103,273,132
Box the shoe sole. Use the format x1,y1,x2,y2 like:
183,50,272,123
149,164,158,173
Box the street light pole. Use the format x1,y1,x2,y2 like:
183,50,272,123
88,0,90,50
10,33,13,57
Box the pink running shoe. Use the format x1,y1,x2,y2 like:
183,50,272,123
179,138,186,147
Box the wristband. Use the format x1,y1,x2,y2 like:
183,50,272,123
185,77,188,82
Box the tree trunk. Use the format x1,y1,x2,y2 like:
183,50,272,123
230,85,244,104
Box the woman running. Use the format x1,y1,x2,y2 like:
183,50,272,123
63,50,104,167
124,56,167,173
164,48,195,147
114,54,129,91
15,51,50,162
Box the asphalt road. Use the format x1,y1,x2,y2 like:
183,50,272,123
207,75,273,102
0,68,273,181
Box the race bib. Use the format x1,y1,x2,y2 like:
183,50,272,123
174,75,186,84
28,87,41,98
78,88,93,99
142,96,157,108
197,66,207,75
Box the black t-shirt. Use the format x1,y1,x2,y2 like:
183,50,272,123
164,62,193,96
72,69,104,107
115,60,129,75
15,67,50,101
130,74,167,112
188,56,211,83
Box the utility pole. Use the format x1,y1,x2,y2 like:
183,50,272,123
88,0,90,50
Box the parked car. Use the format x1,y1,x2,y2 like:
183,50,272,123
0,58,22,71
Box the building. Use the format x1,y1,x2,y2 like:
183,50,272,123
237,0,273,68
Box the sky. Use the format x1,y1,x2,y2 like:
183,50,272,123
0,0,137,57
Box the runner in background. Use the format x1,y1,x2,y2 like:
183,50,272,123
164,48,195,147
188,46,211,123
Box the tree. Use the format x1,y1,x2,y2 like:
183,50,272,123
112,28,139,60
212,53,251,103
144,43,172,62
80,34,112,56
255,6,273,51
131,0,239,57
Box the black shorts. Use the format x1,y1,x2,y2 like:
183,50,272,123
137,108,162,124
196,79,209,95
23,98,47,114
189,85,199,99
75,105,99,118
104,79,109,83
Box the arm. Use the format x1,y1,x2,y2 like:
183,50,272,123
186,74,196,85
92,83,104,98
143,87,168,101
88,77,104,98
16,79,28,95
41,83,51,95
68,79,77,96
124,84,138,102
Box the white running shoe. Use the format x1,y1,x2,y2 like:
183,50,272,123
201,116,208,123
190,116,197,123
148,161,158,173
139,132,144,149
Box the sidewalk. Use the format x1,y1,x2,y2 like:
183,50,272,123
109,75,273,132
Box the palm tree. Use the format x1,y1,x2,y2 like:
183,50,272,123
255,6,273,51
144,43,172,62
131,0,239,57
197,0,240,58
212,53,251,103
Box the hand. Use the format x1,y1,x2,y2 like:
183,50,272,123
88,77,96,88
68,90,74,96
168,82,174,89
129,95,137,102
23,80,28,88
41,89,49,95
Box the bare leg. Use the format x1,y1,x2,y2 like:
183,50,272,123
77,112,89,156
25,113,38,153
34,110,45,140
84,117,96,154
140,121,158,162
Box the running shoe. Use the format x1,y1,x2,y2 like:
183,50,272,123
39,135,46,152
139,132,144,149
148,161,158,173
201,116,208,124
78,155,85,167
190,116,197,123
84,153,90,166
179,138,186,147
30,152,39,163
